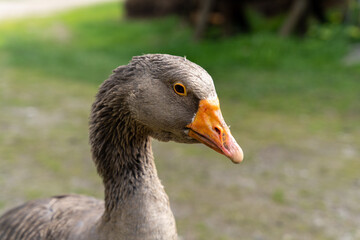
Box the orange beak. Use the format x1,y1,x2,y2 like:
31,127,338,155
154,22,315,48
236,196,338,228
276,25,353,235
186,98,243,163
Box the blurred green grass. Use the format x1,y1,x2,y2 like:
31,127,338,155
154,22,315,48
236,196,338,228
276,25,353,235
0,2,360,240
0,3,359,116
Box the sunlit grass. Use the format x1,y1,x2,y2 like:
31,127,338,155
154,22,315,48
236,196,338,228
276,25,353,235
0,3,359,119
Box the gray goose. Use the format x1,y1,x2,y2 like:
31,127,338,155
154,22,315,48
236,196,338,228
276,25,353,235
0,54,243,240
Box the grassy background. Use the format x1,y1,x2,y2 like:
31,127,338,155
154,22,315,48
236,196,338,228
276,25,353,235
0,2,360,240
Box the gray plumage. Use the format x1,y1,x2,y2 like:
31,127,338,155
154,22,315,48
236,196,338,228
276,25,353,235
0,54,219,240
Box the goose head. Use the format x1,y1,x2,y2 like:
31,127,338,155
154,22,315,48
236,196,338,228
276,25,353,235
106,54,243,163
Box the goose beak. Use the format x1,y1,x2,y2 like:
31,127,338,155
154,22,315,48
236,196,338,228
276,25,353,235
186,98,244,163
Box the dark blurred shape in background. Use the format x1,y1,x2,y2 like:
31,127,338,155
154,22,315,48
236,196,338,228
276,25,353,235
125,0,360,39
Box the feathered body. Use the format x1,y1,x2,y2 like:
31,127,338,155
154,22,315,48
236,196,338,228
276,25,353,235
0,195,103,240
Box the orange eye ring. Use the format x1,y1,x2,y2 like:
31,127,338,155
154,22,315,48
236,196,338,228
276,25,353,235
173,83,187,96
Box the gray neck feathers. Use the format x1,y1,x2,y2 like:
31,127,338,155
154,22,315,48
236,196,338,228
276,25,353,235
89,62,178,239
89,73,156,214
90,74,177,240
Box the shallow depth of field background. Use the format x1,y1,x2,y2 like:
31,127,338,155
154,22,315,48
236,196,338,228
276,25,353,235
0,1,359,239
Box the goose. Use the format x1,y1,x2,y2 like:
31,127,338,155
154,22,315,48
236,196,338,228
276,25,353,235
0,54,243,240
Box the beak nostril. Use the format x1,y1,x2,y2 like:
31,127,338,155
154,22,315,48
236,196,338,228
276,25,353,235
214,126,222,136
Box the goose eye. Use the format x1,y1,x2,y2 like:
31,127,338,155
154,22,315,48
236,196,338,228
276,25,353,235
173,83,187,96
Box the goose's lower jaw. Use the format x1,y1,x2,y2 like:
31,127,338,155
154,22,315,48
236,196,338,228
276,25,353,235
186,98,244,164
